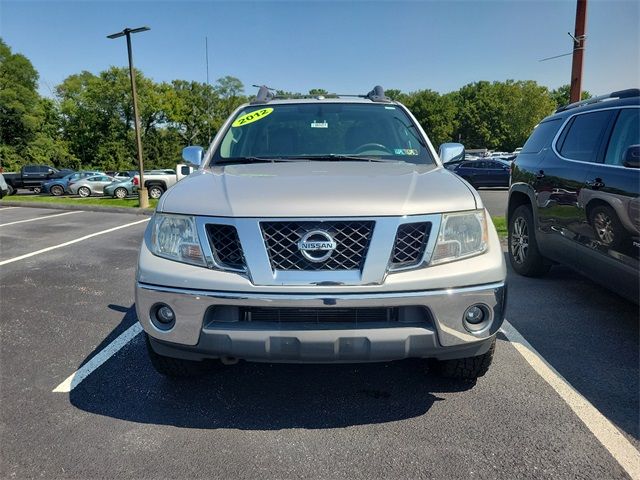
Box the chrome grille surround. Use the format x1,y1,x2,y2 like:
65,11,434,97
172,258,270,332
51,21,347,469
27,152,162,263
261,221,375,271
193,214,442,286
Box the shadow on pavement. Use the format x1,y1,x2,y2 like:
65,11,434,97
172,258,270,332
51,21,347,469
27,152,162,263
505,256,639,443
69,307,475,430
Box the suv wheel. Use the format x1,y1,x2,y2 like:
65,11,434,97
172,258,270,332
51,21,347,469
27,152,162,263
508,204,551,277
148,185,164,199
145,334,206,377
433,338,495,380
590,205,624,249
50,185,64,196
33,186,42,194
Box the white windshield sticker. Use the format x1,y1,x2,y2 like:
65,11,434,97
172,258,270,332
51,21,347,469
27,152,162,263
310,121,328,128
385,106,396,110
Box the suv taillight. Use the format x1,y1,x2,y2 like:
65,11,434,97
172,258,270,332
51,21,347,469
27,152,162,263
133,177,139,186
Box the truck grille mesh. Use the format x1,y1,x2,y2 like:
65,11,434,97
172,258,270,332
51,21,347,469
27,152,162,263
206,224,246,270
390,222,431,269
261,221,374,271
242,307,394,323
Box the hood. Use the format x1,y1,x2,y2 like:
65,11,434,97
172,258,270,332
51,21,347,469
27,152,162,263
158,161,478,217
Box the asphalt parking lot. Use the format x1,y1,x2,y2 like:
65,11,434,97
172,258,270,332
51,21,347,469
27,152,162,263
1,205,638,479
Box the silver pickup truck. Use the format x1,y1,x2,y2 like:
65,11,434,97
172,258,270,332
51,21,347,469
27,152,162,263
136,86,507,380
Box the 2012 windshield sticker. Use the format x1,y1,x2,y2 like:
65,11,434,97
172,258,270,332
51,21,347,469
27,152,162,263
311,120,328,128
394,148,419,155
232,108,273,127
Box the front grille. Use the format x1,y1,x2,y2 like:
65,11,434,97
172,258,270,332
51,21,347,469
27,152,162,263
261,221,374,271
390,222,431,269
205,224,246,270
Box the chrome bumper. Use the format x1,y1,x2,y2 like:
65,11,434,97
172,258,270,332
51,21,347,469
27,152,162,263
136,282,506,362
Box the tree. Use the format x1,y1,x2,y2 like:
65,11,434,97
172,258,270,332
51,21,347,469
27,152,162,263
214,76,246,119
403,90,458,148
550,84,591,109
308,88,328,96
0,38,40,167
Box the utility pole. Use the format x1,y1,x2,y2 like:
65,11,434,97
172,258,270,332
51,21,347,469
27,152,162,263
569,0,587,103
107,26,150,208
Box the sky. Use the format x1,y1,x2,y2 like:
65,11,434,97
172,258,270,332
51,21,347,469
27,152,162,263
1,0,639,98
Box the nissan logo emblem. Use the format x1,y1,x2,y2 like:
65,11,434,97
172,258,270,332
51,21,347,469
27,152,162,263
298,230,337,263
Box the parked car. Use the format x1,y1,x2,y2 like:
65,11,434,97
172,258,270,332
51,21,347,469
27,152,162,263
447,159,511,188
103,178,138,199
3,165,74,194
68,175,117,197
0,173,8,198
42,171,103,196
105,170,139,179
132,164,193,199
507,88,639,302
136,85,507,380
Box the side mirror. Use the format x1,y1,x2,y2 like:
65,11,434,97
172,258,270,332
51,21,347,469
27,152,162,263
48,169,55,175
623,144,640,168
182,146,204,166
439,143,465,164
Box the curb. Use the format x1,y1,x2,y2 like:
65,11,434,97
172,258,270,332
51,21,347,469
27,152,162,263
0,200,155,216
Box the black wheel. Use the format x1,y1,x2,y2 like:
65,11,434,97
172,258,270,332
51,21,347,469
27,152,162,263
7,184,15,196
114,187,128,199
148,185,164,199
78,186,91,198
434,338,496,380
50,184,64,196
145,333,206,377
590,204,624,249
508,204,551,277
33,186,42,194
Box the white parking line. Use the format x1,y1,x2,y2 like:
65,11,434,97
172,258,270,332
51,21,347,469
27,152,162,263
0,210,82,227
53,323,143,393
501,320,640,480
0,218,149,266
0,206,20,211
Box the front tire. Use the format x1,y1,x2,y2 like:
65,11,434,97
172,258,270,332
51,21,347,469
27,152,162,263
145,334,206,377
50,185,64,196
78,186,91,198
7,184,15,196
508,204,551,277
114,187,128,199
33,186,42,194
148,185,164,199
434,338,496,380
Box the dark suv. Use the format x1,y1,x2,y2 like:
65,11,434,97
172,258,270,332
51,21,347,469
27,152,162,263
507,89,639,302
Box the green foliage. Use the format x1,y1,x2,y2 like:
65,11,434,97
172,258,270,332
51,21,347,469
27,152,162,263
550,84,591,109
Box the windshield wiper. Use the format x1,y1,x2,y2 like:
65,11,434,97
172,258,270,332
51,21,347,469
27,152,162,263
288,155,403,163
215,157,307,165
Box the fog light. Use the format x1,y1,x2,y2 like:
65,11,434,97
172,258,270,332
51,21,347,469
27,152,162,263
151,303,175,330
156,305,175,324
464,305,485,324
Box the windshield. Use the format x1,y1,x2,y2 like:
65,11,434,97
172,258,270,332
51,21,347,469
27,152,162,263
211,103,434,165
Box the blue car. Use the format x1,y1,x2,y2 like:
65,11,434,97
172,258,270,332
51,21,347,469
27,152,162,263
445,159,511,188
42,171,102,196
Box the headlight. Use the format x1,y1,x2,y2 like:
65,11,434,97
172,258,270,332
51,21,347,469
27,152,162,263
431,210,488,265
149,214,206,266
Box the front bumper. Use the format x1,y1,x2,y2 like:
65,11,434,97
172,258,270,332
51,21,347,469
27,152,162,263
136,281,506,363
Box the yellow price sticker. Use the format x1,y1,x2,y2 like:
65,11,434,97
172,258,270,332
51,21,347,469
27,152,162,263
232,108,274,127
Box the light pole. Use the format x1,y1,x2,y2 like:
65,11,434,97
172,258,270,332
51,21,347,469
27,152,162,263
107,26,150,208
569,0,587,103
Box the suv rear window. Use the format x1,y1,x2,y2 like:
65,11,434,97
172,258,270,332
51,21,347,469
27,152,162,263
520,119,562,154
557,110,614,162
212,103,434,165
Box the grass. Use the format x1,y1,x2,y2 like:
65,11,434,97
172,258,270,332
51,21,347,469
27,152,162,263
492,216,507,238
1,194,158,209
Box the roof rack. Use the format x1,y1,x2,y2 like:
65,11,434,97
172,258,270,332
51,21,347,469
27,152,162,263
249,85,393,104
555,88,639,113
250,85,275,104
